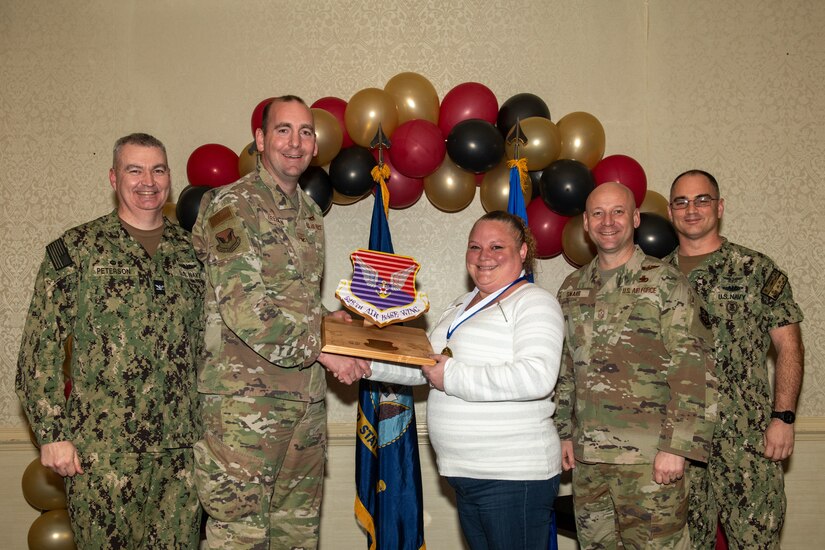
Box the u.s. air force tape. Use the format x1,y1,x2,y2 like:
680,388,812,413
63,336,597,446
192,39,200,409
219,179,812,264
46,238,73,270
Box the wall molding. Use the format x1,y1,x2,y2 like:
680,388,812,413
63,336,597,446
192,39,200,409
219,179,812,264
5,417,824,450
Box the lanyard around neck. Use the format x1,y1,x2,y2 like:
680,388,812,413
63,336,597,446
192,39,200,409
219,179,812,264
446,273,527,341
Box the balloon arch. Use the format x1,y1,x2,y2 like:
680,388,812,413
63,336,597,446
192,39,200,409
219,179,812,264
175,72,677,266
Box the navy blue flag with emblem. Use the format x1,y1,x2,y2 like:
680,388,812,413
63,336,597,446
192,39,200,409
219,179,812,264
354,180,426,550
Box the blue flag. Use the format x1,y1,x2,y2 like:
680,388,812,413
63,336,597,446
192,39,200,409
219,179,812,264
354,181,426,550
508,160,555,548
508,159,535,284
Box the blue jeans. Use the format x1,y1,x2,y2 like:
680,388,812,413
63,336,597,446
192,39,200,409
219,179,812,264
446,475,562,550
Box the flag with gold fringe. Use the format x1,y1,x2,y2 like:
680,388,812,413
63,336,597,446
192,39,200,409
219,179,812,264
354,135,426,550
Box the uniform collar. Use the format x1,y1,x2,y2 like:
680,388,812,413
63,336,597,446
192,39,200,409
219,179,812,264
669,237,729,273
578,245,646,289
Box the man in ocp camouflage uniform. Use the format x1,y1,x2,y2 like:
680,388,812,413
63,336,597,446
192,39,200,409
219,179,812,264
666,170,804,549
192,95,369,549
555,182,717,549
16,133,203,548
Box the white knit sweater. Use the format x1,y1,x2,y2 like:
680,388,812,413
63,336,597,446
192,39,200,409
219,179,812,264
369,283,564,480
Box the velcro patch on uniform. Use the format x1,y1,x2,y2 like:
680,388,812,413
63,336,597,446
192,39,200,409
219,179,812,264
46,238,73,270
215,227,242,253
761,269,787,302
560,289,591,298
209,206,234,229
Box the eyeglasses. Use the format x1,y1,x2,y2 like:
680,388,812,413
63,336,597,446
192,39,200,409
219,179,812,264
670,195,719,210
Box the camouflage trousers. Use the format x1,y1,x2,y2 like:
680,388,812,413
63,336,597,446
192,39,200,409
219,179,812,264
572,461,690,549
195,394,327,550
65,448,201,549
687,435,786,549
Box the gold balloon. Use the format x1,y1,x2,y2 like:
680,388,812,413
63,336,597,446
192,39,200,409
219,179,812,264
558,111,606,169
640,190,670,218
22,458,67,511
479,161,532,213
310,108,343,166
384,72,440,125
423,157,477,212
505,116,561,171
332,189,369,205
237,141,258,176
562,215,597,267
28,509,76,550
345,88,399,148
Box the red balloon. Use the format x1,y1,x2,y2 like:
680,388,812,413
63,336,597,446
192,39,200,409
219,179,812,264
439,82,499,138
311,96,354,149
527,198,571,258
250,97,274,137
371,149,424,209
592,154,648,207
388,119,446,179
187,144,241,188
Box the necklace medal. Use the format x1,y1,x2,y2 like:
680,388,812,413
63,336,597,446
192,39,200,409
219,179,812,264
442,274,527,358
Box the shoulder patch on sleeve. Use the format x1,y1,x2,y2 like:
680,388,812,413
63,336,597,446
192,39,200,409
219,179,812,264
209,206,234,229
761,269,787,303
214,227,242,254
45,238,73,270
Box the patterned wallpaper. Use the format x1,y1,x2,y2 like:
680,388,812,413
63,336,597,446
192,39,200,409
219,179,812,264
1,0,822,427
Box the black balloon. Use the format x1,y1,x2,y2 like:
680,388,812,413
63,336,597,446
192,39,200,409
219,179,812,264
635,212,679,258
528,169,543,200
299,165,333,214
496,93,551,139
446,119,504,173
175,185,211,232
328,146,377,197
539,159,594,216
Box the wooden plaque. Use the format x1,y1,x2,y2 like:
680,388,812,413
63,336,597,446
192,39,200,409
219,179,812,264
321,317,436,366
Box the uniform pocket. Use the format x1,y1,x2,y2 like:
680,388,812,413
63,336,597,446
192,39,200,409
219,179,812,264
193,433,269,522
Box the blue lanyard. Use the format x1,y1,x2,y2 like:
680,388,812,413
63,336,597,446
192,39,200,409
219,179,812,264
446,274,527,341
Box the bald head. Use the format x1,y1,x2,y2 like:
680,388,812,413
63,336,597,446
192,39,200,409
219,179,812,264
586,181,636,213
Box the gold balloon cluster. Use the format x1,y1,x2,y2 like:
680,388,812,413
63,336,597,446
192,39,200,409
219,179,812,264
173,71,668,268
22,459,76,549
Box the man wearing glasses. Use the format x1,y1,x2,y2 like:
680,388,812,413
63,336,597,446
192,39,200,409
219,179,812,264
666,169,805,549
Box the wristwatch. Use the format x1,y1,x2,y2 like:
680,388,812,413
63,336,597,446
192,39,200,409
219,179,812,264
771,410,796,424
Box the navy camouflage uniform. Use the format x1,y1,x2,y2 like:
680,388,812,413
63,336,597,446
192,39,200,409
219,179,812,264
16,211,204,549
192,163,328,549
665,238,803,549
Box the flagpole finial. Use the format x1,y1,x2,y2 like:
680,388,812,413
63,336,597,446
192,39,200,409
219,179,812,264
370,124,392,166
506,118,527,160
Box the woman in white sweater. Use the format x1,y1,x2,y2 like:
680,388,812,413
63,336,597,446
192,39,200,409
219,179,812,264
368,211,565,550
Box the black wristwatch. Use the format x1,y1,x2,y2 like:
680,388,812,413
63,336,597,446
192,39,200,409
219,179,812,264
771,410,796,424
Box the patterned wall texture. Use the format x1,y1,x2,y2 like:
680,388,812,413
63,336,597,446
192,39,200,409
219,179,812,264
1,0,822,428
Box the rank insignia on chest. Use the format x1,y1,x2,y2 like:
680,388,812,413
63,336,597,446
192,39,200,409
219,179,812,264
153,280,165,295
